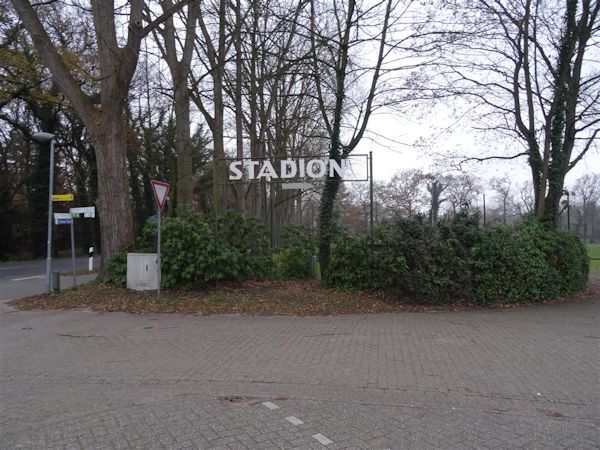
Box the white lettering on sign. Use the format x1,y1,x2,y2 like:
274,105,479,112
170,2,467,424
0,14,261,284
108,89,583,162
228,159,345,181
69,206,96,218
53,213,72,225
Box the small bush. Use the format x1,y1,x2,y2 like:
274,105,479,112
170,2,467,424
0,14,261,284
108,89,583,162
103,247,130,286
160,212,242,288
471,221,589,304
520,221,589,297
105,209,246,289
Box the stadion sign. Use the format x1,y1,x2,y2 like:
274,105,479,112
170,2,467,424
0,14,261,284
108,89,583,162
228,158,346,181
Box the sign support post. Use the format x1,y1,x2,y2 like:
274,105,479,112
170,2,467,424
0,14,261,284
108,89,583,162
157,208,161,298
150,180,170,299
70,217,76,287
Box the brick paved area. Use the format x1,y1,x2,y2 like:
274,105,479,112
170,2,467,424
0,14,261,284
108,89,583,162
1,295,598,449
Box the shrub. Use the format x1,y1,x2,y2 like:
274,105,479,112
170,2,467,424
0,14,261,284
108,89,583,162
471,225,550,304
519,220,589,297
213,210,272,279
105,209,245,289
272,225,316,280
383,213,479,303
160,212,243,288
326,225,407,290
471,221,589,304
326,212,588,305
103,246,130,286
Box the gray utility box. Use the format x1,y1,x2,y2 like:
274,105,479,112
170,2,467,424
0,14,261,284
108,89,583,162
127,253,158,291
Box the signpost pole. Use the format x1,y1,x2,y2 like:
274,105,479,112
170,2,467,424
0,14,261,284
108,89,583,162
157,206,161,299
46,139,55,293
150,180,170,300
70,216,76,287
369,151,374,233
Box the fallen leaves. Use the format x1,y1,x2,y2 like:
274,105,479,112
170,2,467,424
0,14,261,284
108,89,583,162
8,276,599,316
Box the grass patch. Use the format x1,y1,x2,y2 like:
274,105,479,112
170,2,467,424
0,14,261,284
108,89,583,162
587,243,600,270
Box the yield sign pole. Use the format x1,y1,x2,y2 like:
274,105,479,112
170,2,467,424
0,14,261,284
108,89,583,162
150,180,170,298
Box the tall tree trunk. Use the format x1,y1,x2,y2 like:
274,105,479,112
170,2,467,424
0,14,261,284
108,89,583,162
233,0,246,214
173,79,193,207
90,114,134,262
155,0,198,208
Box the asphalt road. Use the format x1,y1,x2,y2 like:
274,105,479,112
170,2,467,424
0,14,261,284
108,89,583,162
0,256,100,301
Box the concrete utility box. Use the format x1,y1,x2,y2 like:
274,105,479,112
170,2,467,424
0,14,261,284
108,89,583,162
127,253,158,291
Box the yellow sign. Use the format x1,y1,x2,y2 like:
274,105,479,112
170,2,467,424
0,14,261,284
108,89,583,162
51,194,74,202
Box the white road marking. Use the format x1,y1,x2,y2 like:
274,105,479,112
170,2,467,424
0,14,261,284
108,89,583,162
285,416,304,425
262,401,279,410
11,275,44,281
312,433,333,446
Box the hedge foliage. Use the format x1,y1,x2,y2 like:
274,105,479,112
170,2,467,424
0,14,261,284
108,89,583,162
105,208,588,304
272,225,317,280
327,213,588,305
105,209,315,288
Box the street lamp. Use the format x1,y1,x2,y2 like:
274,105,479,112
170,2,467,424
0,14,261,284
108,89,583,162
32,131,56,294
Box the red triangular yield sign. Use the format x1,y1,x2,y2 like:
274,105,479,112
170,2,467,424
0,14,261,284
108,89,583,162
151,180,170,210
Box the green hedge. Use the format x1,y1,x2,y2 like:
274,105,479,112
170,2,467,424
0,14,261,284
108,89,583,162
105,209,588,304
272,225,317,280
105,210,320,288
106,209,267,288
327,214,589,305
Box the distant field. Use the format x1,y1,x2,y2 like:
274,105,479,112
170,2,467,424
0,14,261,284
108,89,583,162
588,243,600,270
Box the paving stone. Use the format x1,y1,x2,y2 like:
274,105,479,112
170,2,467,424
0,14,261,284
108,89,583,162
0,297,598,448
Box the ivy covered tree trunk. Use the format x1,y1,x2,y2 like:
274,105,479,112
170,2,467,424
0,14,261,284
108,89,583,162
313,0,393,278
427,179,446,226
318,173,342,277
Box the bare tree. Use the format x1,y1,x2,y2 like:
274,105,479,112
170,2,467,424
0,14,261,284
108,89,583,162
309,0,421,275
440,0,599,226
383,170,429,219
445,174,481,216
572,173,600,240
192,0,229,215
512,180,536,217
150,0,199,208
491,176,513,224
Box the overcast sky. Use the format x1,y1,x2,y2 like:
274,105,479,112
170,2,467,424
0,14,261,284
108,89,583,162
357,105,598,190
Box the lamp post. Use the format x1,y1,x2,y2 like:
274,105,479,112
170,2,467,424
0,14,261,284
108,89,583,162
32,132,56,294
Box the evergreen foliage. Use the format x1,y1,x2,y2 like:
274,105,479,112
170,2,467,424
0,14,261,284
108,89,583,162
272,225,317,280
327,213,588,304
105,210,588,304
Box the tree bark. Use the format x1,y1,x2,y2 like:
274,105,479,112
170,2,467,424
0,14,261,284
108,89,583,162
155,0,198,208
89,114,134,260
